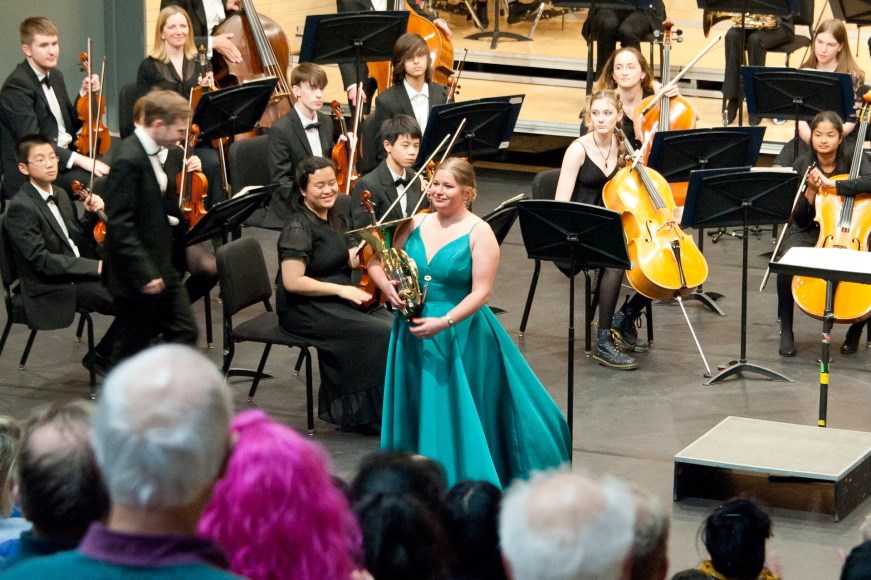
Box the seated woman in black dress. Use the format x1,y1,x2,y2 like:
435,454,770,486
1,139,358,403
276,156,392,433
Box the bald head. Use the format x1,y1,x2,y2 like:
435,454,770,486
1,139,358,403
500,471,635,580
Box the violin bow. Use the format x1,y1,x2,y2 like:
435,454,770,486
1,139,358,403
344,83,366,196
410,118,468,216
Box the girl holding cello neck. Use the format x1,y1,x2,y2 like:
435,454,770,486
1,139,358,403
772,110,869,357
582,47,682,148
556,90,652,370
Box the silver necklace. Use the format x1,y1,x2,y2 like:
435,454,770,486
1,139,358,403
592,134,613,169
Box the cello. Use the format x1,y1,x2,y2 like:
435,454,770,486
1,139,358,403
211,0,292,128
603,129,708,301
791,95,871,324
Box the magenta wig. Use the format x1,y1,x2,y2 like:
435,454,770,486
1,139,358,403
199,410,362,580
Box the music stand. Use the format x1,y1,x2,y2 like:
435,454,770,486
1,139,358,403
417,96,524,168
185,186,274,246
299,12,409,96
192,78,278,143
647,127,765,315
466,0,529,47
743,67,853,160
698,0,796,125
769,248,871,427
829,0,871,50
682,168,798,385
517,200,629,449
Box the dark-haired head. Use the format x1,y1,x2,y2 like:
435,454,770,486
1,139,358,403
671,570,715,580
15,134,54,164
379,114,422,146
702,498,772,580
811,110,844,135
352,450,447,506
293,156,338,199
446,480,507,580
391,33,432,85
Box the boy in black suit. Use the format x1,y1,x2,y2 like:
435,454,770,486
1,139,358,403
0,17,108,199
6,134,117,374
103,90,199,360
351,115,423,229
265,62,335,228
360,33,448,172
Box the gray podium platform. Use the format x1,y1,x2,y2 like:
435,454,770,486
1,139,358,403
674,416,871,521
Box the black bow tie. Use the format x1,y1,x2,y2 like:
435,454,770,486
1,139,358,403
41,76,52,90
394,177,410,187
45,194,58,204
304,122,320,131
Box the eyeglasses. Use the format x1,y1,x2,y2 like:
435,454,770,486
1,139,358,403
26,155,60,167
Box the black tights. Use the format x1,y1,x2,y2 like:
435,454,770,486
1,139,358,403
185,242,218,304
597,268,651,329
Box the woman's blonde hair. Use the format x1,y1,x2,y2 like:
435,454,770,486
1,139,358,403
584,90,629,168
801,18,865,86
436,157,477,206
149,6,198,62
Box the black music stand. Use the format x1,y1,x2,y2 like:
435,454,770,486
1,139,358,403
743,67,853,160
829,0,871,53
682,168,798,385
697,0,796,125
192,78,277,143
517,200,629,450
647,127,765,315
769,248,871,427
186,186,274,246
417,95,524,168
466,0,529,47
299,12,409,97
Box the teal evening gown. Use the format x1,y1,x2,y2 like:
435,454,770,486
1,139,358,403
381,220,571,488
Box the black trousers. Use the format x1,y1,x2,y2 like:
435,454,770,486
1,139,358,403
583,9,654,75
112,280,198,361
75,280,120,358
722,26,794,101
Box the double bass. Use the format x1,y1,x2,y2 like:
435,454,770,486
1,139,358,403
792,95,871,323
603,130,708,301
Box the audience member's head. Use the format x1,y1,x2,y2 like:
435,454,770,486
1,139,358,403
91,345,232,530
841,540,871,580
0,416,21,518
670,571,715,580
701,498,772,580
630,486,670,580
15,401,108,541
355,491,451,580
446,480,507,580
352,450,447,507
199,409,362,580
859,512,871,543
499,470,635,580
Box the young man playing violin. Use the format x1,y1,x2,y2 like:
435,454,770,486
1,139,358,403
0,17,110,200
265,62,335,228
351,114,423,229
6,134,119,375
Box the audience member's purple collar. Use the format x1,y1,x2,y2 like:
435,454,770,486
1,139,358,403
78,523,230,569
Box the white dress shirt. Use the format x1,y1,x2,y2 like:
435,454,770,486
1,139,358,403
35,184,80,257
404,80,430,133
296,105,324,158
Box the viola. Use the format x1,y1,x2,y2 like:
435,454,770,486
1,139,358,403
792,93,871,324
70,180,108,245
357,190,385,311
177,124,209,228
602,130,708,301
75,44,111,159
212,0,292,129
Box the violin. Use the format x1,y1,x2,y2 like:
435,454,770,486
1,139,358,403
191,46,231,195
71,180,108,245
602,129,708,301
357,190,385,311
177,124,209,228
446,49,468,104
75,43,111,159
330,101,358,194
792,93,871,324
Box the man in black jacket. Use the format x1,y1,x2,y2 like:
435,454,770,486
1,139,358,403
103,90,199,360
0,17,108,199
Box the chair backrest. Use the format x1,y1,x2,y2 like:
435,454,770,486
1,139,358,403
0,214,20,295
795,0,814,28
532,169,560,200
216,237,274,318
118,82,145,139
481,202,521,246
228,135,271,193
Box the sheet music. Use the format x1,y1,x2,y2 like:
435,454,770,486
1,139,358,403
777,247,871,277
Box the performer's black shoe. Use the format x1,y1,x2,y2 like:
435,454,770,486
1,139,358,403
779,331,796,357
82,351,112,376
593,329,638,370
724,98,740,125
749,115,762,126
840,324,863,354
611,307,649,353
507,0,540,23
475,1,489,28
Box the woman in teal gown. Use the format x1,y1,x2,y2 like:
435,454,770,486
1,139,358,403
368,158,571,488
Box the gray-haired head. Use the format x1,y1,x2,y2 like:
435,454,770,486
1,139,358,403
499,469,636,580
91,345,233,510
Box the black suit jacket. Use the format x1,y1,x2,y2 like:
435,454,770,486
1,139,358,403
351,160,421,228
160,0,237,50
103,133,184,298
360,81,447,171
265,108,334,228
0,61,82,198
5,182,101,329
